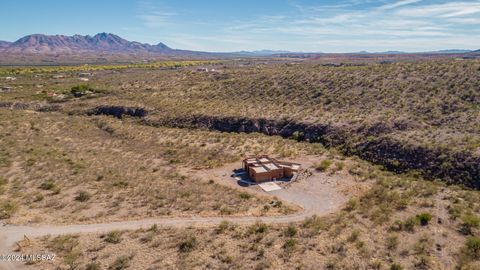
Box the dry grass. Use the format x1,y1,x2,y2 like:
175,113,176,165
21,170,480,269
0,109,314,224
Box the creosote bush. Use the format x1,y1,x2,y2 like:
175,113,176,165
75,191,91,202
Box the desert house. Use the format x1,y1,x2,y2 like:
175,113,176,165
243,156,301,182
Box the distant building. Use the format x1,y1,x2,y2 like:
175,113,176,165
243,155,301,182
1,86,12,92
78,72,92,77
196,67,209,72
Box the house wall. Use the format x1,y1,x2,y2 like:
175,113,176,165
252,168,283,182
284,167,294,177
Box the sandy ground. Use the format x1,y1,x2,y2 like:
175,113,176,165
0,157,368,270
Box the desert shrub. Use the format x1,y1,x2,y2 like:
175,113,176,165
49,235,79,252
390,263,403,270
386,235,399,250
347,229,361,242
39,179,56,190
290,131,304,141
249,221,268,234
344,198,358,211
104,231,123,244
334,161,344,171
85,262,101,270
0,201,17,219
302,215,325,234
75,191,91,202
70,84,93,97
414,255,431,270
284,224,298,237
283,238,297,252
0,149,10,167
271,200,282,208
109,255,131,270
464,236,480,259
416,213,432,226
216,220,230,234
149,224,158,232
64,250,82,269
178,234,197,252
461,214,480,235
315,159,332,171
404,216,419,232
239,192,251,200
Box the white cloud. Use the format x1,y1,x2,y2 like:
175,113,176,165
136,1,176,28
377,0,421,10
133,0,480,52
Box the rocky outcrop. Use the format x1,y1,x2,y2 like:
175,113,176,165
144,114,480,188
88,105,147,118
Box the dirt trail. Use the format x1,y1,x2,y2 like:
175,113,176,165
0,164,359,270
0,208,316,270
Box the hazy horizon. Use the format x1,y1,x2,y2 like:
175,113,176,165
1,0,480,53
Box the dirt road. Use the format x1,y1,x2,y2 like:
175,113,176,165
0,167,359,270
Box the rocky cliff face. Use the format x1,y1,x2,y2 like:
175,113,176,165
140,114,480,188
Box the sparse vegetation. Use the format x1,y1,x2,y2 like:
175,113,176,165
314,159,332,172
104,231,123,244
178,234,197,252
75,191,91,202
5,59,480,269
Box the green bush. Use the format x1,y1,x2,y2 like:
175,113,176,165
465,236,480,259
249,221,268,234
283,238,297,252
315,159,332,172
416,213,432,226
334,161,344,171
461,214,480,235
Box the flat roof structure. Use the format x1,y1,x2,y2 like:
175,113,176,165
242,155,301,183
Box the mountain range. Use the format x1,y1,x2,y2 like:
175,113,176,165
0,32,478,57
0,33,175,54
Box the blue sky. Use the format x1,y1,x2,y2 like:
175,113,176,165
1,0,480,52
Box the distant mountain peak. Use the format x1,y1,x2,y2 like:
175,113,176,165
1,33,172,54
